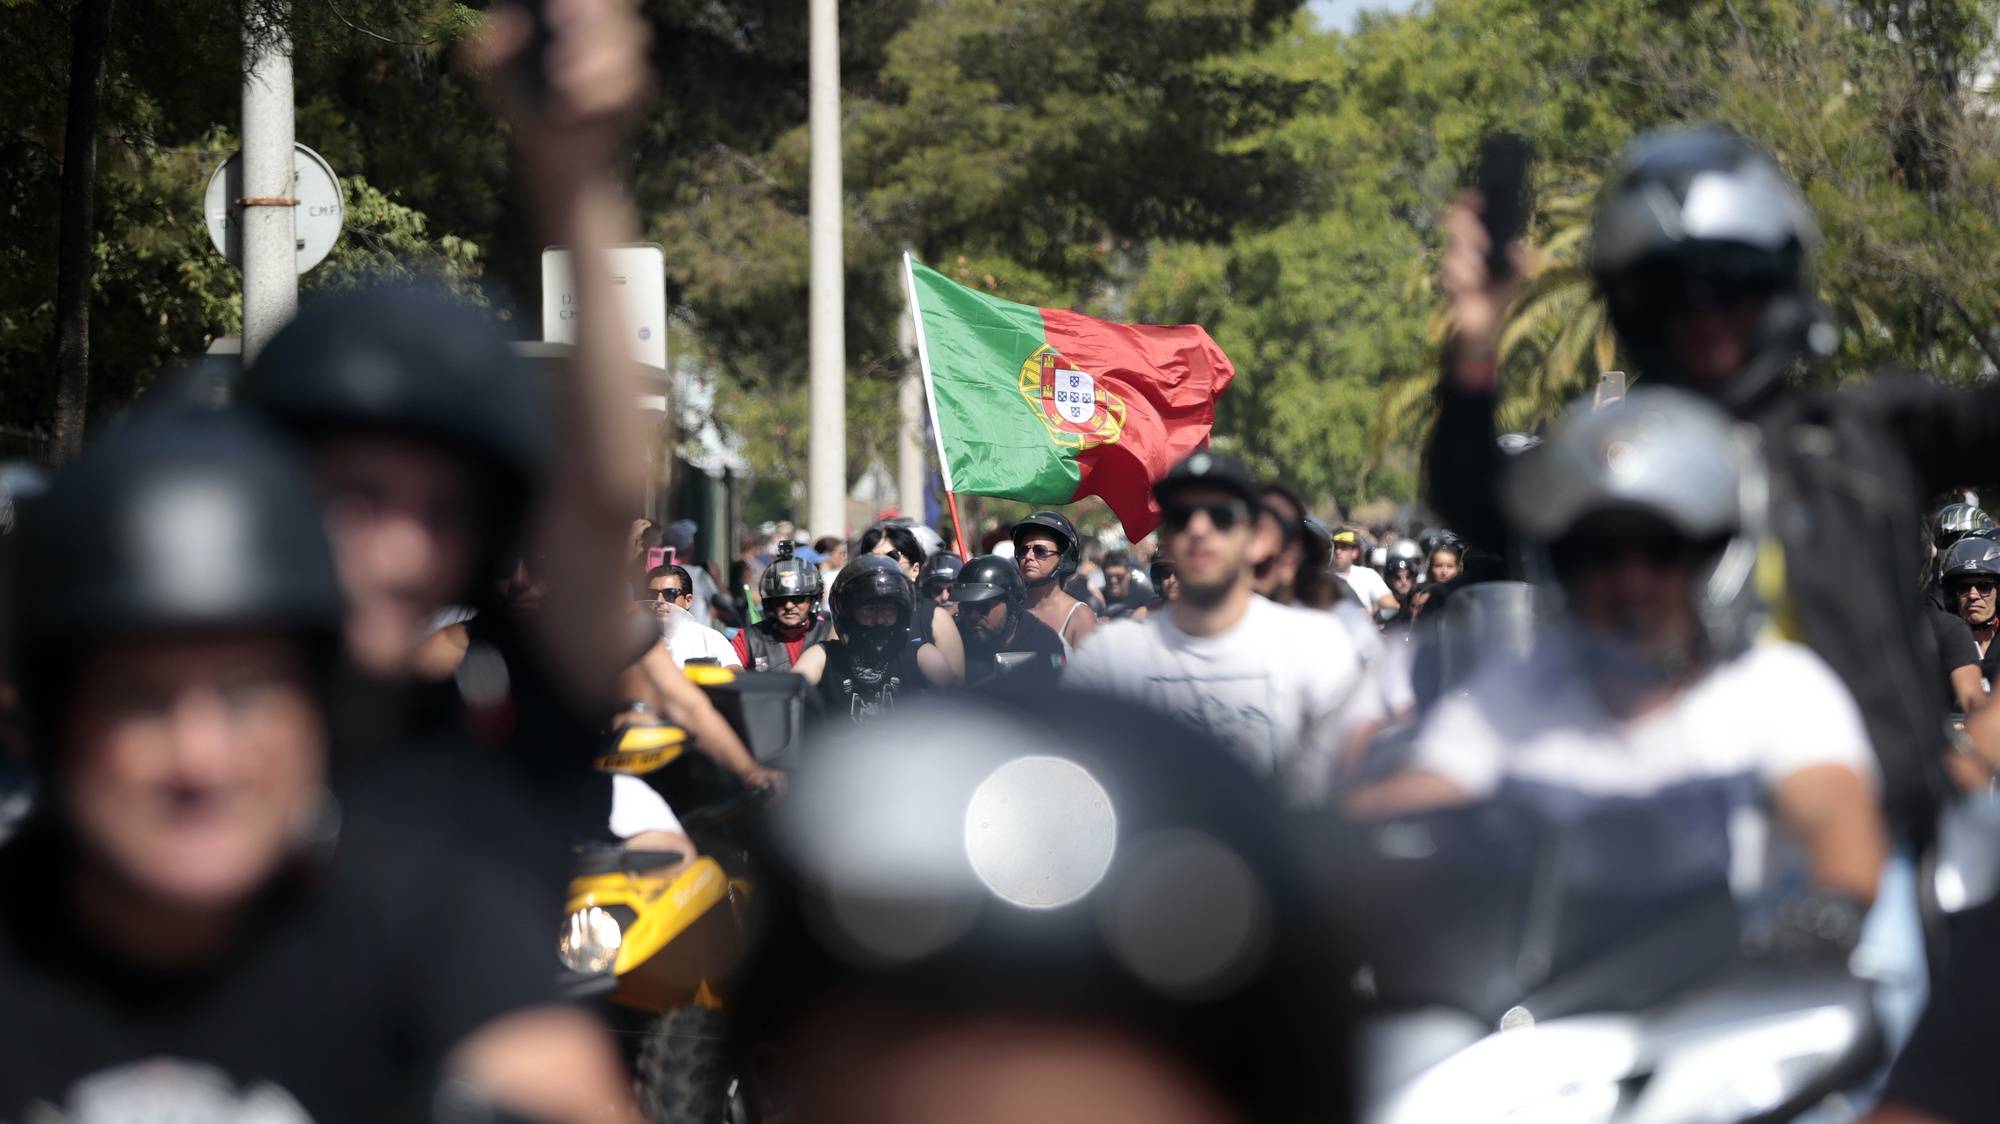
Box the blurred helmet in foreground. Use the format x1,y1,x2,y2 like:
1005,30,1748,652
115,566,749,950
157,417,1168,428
733,691,1352,1124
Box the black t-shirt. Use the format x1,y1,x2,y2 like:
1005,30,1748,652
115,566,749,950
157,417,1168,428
812,638,930,725
1883,893,2000,1121
1930,607,1981,710
964,611,1067,689
0,772,556,1122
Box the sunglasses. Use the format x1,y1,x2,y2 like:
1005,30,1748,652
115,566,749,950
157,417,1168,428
768,594,816,607
1953,580,1998,597
1018,544,1062,560
1161,500,1249,533
642,586,688,601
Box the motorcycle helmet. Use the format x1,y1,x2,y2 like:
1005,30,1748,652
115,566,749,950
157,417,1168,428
1011,510,1080,584
918,552,965,601
830,555,916,668
235,283,552,595
761,539,825,606
1590,125,1836,411
1940,536,2000,588
1417,530,1461,560
1503,386,1766,660
1368,545,1388,570
734,690,1353,1124
907,523,948,562
1386,539,1424,568
948,554,1027,618
13,411,344,752
1932,502,1995,551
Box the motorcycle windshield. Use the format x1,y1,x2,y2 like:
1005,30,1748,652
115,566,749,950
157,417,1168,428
1340,793,1742,1025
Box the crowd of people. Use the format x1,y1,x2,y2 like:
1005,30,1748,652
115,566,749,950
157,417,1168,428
4,0,2000,1122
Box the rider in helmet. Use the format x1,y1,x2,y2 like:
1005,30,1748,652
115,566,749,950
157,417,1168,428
731,539,833,672
918,552,964,605
860,522,968,682
794,556,954,721
0,411,634,1120
1942,536,2000,690
1432,122,1999,884
1011,511,1098,651
950,555,1067,688
1359,389,1886,961
236,0,775,851
1099,549,1144,619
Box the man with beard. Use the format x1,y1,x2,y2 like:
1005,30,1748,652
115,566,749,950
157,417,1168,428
1067,452,1380,806
950,555,1066,688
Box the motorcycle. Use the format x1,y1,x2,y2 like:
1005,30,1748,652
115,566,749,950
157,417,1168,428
557,667,806,1124
1342,800,1884,1124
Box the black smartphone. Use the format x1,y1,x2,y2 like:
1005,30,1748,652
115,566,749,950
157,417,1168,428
512,0,556,106
1475,132,1533,281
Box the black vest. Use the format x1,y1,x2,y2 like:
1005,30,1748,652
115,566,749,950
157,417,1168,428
742,616,831,672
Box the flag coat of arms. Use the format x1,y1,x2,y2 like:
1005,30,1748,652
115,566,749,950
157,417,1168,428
902,254,1237,539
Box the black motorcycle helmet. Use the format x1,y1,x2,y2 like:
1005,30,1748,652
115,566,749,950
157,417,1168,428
12,411,344,760
1933,502,1995,551
731,691,1353,1124
918,552,964,601
761,539,825,606
1590,125,1837,411
234,283,553,596
949,554,1027,622
830,555,916,667
1941,536,2000,588
1011,510,1080,586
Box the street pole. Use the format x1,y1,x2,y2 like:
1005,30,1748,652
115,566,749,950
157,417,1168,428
806,0,846,539
240,0,296,364
897,312,926,521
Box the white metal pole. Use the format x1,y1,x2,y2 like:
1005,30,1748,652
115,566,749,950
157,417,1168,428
807,0,846,538
241,0,297,364
897,311,926,519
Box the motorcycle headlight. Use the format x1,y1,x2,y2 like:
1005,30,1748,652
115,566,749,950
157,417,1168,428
558,906,625,975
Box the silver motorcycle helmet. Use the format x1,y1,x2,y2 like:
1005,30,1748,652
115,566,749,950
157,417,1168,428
1590,126,1838,411
1502,386,1768,662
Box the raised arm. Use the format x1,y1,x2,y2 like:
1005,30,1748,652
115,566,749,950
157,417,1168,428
1426,195,1525,556
471,0,654,705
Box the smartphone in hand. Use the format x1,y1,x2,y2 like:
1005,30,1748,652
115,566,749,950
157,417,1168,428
1476,132,1533,281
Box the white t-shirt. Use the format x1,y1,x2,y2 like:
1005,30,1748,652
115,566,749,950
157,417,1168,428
659,603,743,668
1066,595,1383,806
1412,636,1874,800
1409,635,1874,898
609,774,685,838
1338,565,1394,608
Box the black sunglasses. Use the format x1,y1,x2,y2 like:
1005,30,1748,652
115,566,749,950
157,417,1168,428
642,586,688,601
1953,579,1998,596
1161,499,1249,533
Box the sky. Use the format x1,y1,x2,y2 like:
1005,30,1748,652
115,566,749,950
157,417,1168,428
1307,0,1420,32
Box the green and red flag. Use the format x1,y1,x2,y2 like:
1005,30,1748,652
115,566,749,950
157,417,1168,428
902,254,1236,540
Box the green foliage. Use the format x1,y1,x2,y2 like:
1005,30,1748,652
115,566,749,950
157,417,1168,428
1137,0,2000,514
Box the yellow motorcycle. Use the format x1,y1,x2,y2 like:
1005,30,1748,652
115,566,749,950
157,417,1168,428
557,668,803,1123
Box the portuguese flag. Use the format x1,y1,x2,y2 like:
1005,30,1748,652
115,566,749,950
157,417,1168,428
902,254,1236,540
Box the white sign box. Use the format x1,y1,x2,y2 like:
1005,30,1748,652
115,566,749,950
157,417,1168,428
541,244,668,370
